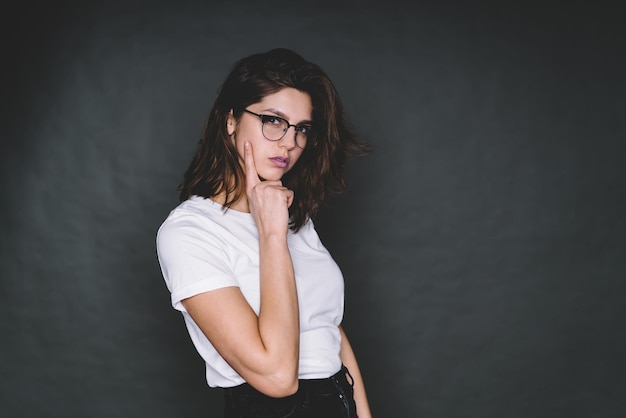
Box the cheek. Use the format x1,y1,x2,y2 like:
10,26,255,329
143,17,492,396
234,124,263,149
234,132,264,171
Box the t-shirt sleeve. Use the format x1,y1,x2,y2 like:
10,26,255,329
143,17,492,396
156,213,237,312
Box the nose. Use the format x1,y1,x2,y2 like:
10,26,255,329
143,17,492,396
279,126,298,149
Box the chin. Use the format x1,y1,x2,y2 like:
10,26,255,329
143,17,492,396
259,169,288,182
261,175,284,182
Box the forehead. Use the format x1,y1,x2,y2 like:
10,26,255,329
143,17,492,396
254,88,313,122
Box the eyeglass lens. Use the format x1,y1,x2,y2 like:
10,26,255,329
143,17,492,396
262,117,308,148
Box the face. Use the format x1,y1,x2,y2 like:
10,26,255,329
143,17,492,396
227,88,312,182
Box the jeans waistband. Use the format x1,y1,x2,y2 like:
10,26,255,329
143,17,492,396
299,365,354,398
225,365,354,399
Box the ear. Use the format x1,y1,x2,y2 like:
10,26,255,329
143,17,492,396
226,109,236,136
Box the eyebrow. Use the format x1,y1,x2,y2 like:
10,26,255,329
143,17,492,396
260,108,313,125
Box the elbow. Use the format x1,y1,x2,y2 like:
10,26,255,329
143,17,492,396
268,379,299,398
253,369,299,398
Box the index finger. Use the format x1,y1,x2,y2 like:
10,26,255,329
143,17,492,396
243,141,261,189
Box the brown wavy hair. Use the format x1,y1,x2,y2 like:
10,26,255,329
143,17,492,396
178,48,369,231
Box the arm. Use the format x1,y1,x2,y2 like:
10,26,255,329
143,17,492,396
182,141,299,397
339,325,372,418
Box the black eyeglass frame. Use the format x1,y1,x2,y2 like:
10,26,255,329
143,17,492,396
242,109,311,149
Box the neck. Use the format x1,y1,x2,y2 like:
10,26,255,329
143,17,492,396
212,191,250,213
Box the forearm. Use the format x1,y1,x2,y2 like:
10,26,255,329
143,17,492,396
339,326,372,418
257,235,300,382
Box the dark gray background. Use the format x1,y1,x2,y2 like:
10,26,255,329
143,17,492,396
2,1,624,417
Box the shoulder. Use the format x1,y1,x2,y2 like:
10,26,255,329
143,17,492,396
157,197,227,251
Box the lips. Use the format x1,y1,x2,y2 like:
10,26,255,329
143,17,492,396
269,156,290,168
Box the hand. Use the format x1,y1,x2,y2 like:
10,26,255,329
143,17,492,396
244,141,294,237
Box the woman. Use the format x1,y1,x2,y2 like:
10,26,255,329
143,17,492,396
157,48,372,418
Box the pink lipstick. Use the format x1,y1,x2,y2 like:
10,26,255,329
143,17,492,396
270,156,289,168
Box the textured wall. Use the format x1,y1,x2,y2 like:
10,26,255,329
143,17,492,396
2,1,625,417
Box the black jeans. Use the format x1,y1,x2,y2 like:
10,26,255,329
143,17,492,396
223,365,358,418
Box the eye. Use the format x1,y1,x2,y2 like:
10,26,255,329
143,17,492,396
262,115,284,126
296,125,312,135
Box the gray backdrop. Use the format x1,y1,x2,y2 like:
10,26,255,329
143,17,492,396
2,1,624,417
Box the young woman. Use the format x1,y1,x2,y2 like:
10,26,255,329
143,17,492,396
157,48,372,418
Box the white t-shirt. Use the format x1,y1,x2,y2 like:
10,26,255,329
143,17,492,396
156,195,344,388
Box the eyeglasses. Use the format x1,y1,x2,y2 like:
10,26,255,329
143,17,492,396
242,109,311,149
